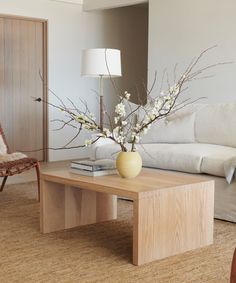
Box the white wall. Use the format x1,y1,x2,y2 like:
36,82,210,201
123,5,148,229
0,0,122,161
0,0,148,161
148,0,236,103
84,0,147,11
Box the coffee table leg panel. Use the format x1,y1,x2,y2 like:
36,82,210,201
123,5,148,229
40,180,117,233
133,181,214,265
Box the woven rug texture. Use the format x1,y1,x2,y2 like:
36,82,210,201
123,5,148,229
0,182,235,283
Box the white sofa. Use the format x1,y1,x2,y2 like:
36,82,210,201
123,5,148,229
92,103,236,222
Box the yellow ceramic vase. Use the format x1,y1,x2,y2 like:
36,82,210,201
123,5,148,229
116,151,142,179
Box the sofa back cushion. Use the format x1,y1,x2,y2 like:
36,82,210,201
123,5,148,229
167,103,204,120
195,103,236,147
141,113,195,144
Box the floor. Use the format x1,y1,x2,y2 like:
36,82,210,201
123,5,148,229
1,161,234,282
0,181,234,283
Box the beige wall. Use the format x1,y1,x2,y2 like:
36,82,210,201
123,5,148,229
107,4,148,104
148,0,236,103
84,0,147,11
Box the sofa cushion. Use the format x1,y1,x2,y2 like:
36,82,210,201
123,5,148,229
96,143,203,173
95,143,121,161
0,136,7,154
0,152,27,163
201,146,236,177
167,103,204,120
89,137,115,161
95,143,236,177
140,143,203,173
96,144,202,173
141,113,196,144
195,103,236,148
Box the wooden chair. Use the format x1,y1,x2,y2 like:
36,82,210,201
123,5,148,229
0,124,40,200
231,248,236,283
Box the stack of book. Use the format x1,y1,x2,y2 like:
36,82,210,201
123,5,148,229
70,159,117,176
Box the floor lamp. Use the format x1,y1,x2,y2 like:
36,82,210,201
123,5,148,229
81,48,122,130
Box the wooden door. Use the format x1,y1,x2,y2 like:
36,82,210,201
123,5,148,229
0,16,47,161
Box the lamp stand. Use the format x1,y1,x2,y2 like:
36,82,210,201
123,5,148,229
99,75,104,131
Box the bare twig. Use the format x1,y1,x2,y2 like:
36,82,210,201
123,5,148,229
33,47,232,153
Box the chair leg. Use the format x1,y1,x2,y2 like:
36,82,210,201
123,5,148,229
0,176,8,192
231,248,236,283
35,162,41,202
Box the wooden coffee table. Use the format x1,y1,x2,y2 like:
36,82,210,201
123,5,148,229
40,168,214,266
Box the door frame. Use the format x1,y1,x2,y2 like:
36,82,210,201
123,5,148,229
0,14,48,161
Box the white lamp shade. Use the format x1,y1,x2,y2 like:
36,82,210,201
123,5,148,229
81,48,122,78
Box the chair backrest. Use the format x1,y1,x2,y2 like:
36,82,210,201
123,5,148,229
0,124,9,154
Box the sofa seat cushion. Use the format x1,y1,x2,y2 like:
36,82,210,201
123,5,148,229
201,146,236,177
95,143,236,176
0,152,27,163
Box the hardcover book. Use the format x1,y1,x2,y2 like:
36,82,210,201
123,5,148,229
70,168,117,177
71,159,116,172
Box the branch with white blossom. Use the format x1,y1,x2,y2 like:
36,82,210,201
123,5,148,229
31,46,233,153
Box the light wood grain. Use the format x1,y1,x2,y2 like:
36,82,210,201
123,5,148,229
0,18,4,112
42,21,48,161
40,180,117,234
40,168,214,265
41,168,213,200
0,16,47,160
0,14,48,22
133,181,214,265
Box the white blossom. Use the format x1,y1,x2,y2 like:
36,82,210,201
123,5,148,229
159,109,169,115
124,91,131,100
121,121,128,126
115,102,126,117
151,108,159,116
113,126,120,134
163,95,171,100
75,113,87,122
116,136,125,144
149,114,156,120
113,126,125,144
84,139,92,146
142,124,151,135
142,128,148,135
102,128,112,137
131,132,140,143
82,124,90,130
154,100,163,109
114,117,119,124
82,123,98,131
134,123,141,131
169,84,180,95
88,113,96,120
135,136,140,143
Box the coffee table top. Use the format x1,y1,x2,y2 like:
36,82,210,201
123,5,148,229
41,168,213,199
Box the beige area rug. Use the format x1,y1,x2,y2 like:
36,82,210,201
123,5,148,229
0,182,235,283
